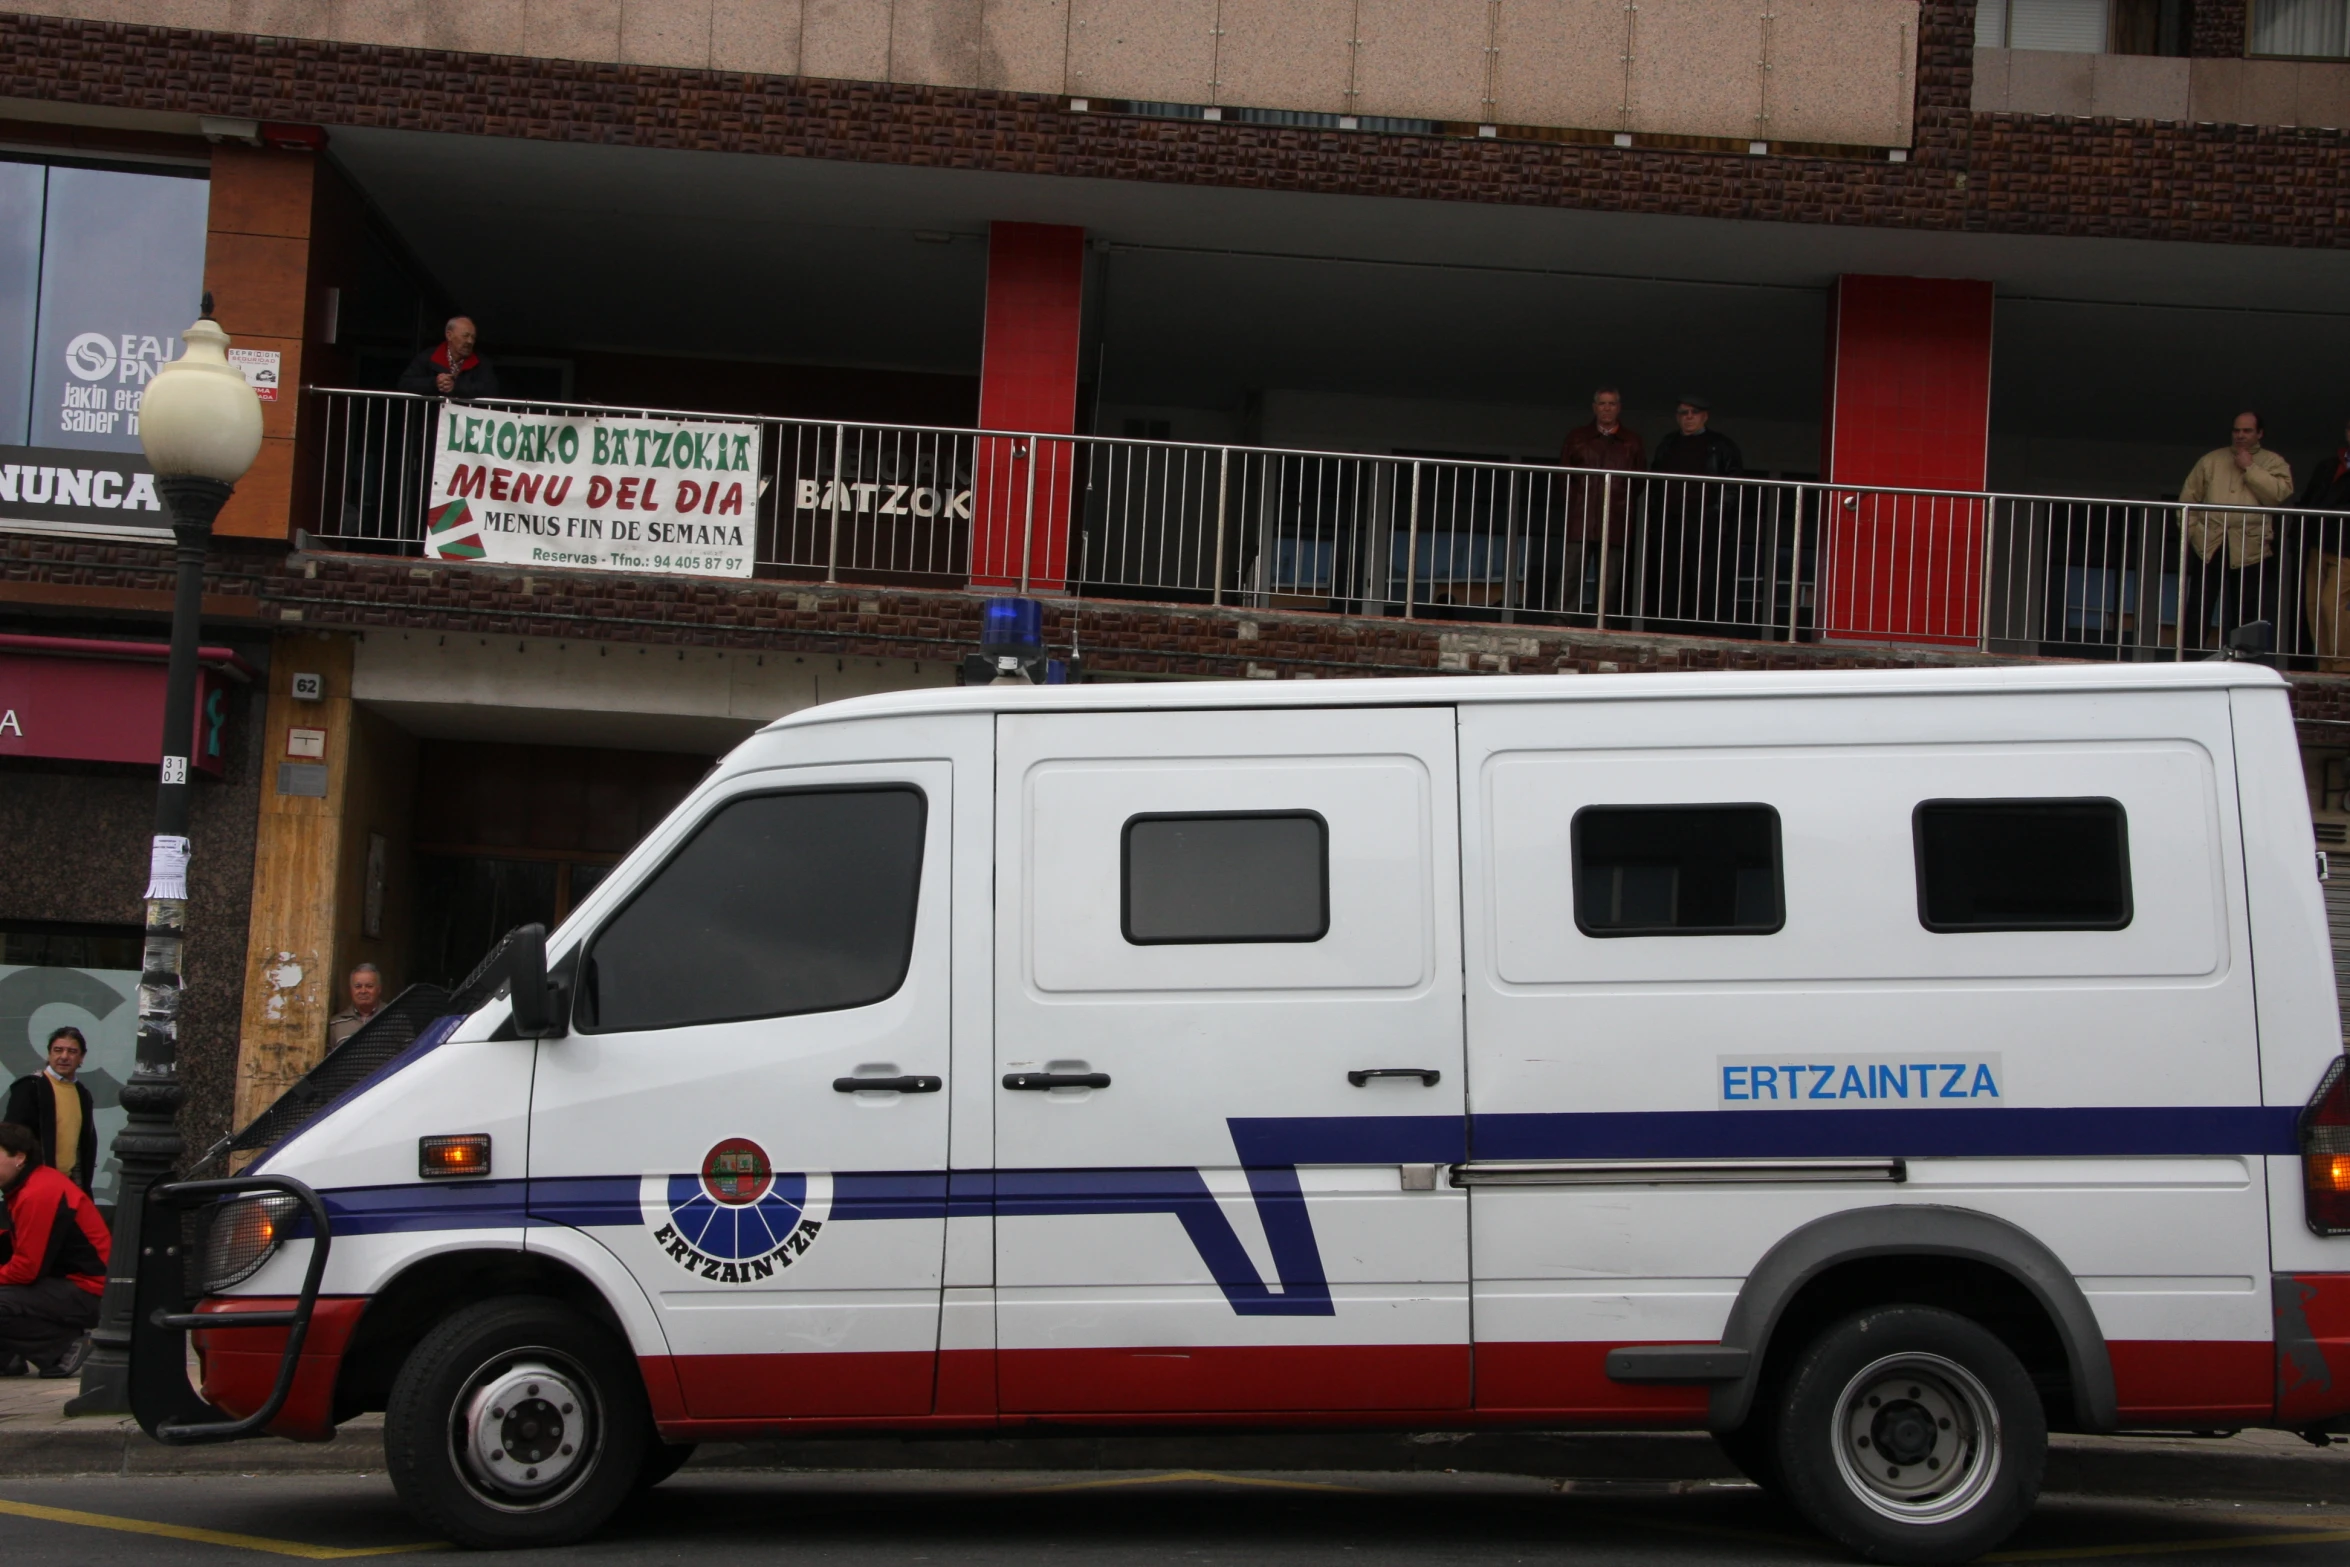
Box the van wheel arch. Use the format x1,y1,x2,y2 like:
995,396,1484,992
1710,1205,2116,1436
333,1249,632,1424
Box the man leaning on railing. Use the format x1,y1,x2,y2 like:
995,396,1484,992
2178,410,2292,654
397,314,502,402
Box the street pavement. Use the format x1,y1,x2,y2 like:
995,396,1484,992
2,1469,2350,1565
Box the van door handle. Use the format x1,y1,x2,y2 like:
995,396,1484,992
1003,1072,1111,1091
1348,1068,1442,1086
832,1075,942,1093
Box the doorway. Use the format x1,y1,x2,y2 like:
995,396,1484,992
407,740,712,988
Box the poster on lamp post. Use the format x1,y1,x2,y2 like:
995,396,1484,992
424,404,761,578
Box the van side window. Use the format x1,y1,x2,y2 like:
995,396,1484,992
1122,812,1329,944
1572,804,1783,936
576,786,926,1032
1913,797,2131,932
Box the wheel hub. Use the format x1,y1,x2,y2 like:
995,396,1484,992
1833,1353,2001,1523
461,1361,591,1501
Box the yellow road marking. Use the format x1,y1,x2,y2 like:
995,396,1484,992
1017,1469,1372,1495
1986,1528,2350,1562
0,1498,444,1560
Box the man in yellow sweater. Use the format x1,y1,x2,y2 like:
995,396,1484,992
3,1027,97,1191
2178,411,2294,653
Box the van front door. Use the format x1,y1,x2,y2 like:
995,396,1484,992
528,759,954,1421
992,706,1469,1414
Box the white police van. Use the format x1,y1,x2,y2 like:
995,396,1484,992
137,662,2350,1565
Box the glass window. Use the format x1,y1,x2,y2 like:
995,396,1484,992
1122,812,1329,944
1572,805,1783,936
1914,798,2131,932
27,164,210,455
578,787,925,1032
2003,0,2109,50
2252,0,2350,56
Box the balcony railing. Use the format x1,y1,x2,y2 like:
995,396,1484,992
308,387,2350,663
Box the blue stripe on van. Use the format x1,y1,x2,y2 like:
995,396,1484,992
316,1179,533,1236
1469,1105,2302,1160
528,1175,640,1227
1229,1115,1467,1166
995,1167,1333,1315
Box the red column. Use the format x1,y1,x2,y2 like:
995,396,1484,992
970,222,1086,591
1818,276,1996,646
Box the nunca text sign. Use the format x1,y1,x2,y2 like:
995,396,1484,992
425,405,761,578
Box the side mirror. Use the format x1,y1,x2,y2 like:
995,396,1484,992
502,924,570,1039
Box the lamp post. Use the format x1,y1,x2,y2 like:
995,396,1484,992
69,314,263,1415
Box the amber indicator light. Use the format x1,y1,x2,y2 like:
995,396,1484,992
420,1134,492,1179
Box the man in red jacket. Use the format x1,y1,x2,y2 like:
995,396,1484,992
0,1120,109,1377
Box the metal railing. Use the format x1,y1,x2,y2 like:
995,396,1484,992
308,387,2350,662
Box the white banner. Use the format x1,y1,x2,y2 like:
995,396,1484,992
425,405,761,577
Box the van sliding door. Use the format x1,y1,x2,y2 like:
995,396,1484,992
991,706,1470,1415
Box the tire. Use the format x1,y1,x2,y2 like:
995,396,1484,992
633,1441,696,1493
1773,1306,2045,1566
385,1295,652,1549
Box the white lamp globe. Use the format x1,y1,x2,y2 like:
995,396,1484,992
139,318,264,485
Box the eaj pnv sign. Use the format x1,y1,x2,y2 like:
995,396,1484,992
426,405,760,578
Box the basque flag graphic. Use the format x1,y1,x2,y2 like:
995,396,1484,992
428,496,485,560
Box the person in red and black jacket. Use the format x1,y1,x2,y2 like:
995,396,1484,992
0,1120,109,1377
396,315,502,402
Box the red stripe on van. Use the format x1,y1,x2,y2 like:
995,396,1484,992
2108,1339,2272,1423
998,1343,1471,1413
669,1350,939,1418
2278,1273,2350,1425
1474,1342,1713,1421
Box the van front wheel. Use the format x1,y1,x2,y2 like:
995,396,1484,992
1774,1306,2044,1565
385,1296,651,1549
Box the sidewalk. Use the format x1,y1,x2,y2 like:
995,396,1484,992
5,1372,2346,1501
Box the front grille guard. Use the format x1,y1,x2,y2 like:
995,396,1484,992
130,1175,332,1445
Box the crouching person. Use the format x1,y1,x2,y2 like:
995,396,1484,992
0,1121,107,1377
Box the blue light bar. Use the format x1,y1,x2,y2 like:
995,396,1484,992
980,597,1045,656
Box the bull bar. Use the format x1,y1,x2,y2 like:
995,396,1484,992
128,1174,332,1445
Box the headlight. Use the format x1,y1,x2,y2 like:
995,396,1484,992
200,1193,299,1293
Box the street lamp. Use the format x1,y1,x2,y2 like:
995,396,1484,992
69,312,263,1414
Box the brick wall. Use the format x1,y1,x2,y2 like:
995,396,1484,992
2193,0,2250,58
2,9,2340,251
0,11,2036,243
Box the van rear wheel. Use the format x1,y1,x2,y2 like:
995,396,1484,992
1774,1306,2044,1565
385,1296,651,1549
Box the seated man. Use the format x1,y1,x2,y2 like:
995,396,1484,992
0,1121,109,1377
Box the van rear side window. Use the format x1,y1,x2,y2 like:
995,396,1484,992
577,786,926,1032
1572,804,1783,936
1122,812,1329,944
1914,797,2131,932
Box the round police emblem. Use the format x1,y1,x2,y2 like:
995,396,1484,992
639,1139,830,1284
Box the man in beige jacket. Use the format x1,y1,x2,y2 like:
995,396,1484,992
2179,411,2293,652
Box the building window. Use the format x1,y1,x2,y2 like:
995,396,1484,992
1572,805,1784,937
1121,812,1330,944
1976,0,2110,50
1,159,209,455
576,786,926,1033
1914,798,2132,932
2251,0,2350,56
